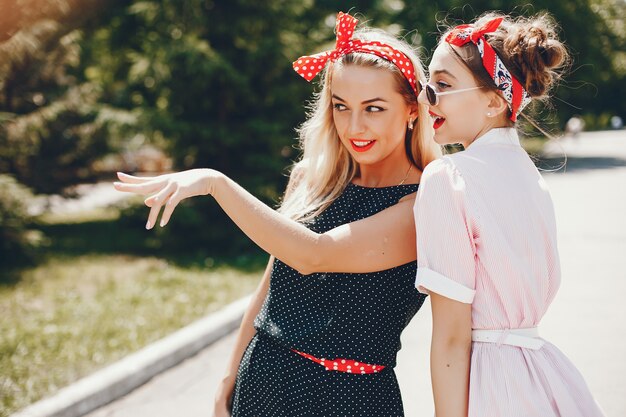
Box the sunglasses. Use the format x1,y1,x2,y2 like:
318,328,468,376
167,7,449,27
418,80,483,106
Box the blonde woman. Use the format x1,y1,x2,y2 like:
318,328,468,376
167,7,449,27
115,12,439,417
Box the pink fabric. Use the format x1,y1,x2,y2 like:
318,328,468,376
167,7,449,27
414,128,604,416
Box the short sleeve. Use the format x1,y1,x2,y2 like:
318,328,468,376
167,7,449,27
413,158,476,304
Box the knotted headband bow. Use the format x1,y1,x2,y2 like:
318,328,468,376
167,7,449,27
293,12,419,96
445,17,531,121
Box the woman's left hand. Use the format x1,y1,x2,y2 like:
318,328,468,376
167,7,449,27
113,168,220,229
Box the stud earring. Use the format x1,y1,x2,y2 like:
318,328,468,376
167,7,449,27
487,112,492,117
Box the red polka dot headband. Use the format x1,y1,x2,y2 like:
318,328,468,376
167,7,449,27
445,17,531,122
293,12,419,97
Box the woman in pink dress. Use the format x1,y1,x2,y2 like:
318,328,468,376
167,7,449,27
414,12,605,417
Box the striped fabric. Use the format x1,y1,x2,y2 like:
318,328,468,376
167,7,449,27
414,128,604,416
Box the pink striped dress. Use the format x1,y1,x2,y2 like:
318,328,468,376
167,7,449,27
414,128,604,416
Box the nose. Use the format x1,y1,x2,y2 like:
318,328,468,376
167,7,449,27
348,111,366,135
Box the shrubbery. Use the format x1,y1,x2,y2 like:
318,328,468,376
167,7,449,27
0,175,41,268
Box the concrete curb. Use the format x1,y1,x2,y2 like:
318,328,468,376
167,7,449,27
12,295,252,417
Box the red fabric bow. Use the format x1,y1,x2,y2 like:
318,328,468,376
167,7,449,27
445,17,504,47
445,17,530,121
293,12,418,96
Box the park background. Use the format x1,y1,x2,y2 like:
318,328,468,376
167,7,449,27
1,0,624,415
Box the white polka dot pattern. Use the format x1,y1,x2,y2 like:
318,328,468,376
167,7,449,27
231,183,425,416
292,12,419,96
231,335,405,416
292,349,385,374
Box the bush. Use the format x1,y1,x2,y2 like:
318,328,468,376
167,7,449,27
117,196,267,265
0,175,41,268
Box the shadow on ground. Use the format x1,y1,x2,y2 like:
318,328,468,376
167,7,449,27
538,156,626,173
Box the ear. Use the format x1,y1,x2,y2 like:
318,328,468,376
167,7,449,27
486,91,509,118
408,102,420,120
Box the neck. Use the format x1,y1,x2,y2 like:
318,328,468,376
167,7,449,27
354,146,414,188
461,119,512,149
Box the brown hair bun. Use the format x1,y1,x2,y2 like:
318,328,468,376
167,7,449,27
499,14,568,97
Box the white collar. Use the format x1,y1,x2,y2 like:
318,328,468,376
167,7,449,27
465,128,521,150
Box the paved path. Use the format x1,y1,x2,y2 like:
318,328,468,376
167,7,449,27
86,130,626,416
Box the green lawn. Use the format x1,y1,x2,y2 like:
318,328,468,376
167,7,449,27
0,207,265,416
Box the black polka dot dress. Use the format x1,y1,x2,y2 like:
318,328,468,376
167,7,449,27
231,183,426,417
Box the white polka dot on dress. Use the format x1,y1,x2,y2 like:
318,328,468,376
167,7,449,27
230,182,426,417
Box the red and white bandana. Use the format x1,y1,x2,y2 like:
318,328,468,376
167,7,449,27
293,12,419,96
445,17,531,121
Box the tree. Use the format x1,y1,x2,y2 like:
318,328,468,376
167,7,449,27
0,0,131,193
0,0,623,257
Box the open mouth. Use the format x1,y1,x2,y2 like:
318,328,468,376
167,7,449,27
350,139,376,152
429,111,445,130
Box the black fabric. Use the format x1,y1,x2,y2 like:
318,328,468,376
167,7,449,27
232,183,426,417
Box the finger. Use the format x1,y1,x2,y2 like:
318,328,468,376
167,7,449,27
144,181,177,207
145,183,176,229
117,172,155,184
159,190,182,227
113,179,167,196
145,202,162,230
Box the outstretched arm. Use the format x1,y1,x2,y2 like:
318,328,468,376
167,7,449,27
114,168,416,274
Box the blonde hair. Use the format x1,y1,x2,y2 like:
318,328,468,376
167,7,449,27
279,27,441,222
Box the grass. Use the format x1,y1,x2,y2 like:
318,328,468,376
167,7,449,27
0,206,265,416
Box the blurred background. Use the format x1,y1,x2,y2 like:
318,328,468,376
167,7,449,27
0,0,624,415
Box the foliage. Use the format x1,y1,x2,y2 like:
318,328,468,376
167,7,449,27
0,0,135,193
2,0,624,193
0,0,623,254
0,175,40,268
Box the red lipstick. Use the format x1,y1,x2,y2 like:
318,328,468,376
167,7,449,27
350,139,376,152
429,111,445,130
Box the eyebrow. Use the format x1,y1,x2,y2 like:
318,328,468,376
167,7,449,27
331,94,388,104
430,69,458,80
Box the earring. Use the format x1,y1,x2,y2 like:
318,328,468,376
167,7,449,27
407,119,414,130
487,112,492,117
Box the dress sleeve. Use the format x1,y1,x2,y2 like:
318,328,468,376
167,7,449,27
413,158,477,304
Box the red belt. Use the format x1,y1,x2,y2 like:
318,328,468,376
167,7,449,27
292,349,385,374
